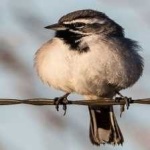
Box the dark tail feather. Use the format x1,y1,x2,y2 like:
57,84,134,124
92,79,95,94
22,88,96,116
89,106,124,145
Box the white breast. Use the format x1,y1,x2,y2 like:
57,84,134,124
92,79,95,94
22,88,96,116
35,36,114,95
35,38,78,92
35,35,142,96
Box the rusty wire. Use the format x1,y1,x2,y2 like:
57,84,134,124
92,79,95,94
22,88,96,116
0,98,149,106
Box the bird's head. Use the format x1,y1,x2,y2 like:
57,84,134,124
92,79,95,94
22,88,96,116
45,9,124,37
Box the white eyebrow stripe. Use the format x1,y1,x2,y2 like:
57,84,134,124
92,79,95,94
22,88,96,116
64,19,106,24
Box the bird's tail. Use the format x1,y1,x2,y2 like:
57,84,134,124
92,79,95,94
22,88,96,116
88,106,124,145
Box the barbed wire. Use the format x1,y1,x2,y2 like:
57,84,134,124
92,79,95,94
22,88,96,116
0,97,150,106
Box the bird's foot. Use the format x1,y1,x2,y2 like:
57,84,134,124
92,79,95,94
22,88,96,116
115,91,132,117
54,93,70,115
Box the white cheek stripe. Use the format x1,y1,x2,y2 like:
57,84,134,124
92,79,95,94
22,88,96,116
69,29,92,35
64,19,106,25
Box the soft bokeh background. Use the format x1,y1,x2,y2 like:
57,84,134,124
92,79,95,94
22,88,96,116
0,0,150,150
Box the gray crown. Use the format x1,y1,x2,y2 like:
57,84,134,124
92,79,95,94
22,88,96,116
59,9,108,23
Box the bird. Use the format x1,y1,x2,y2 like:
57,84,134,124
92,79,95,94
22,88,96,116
34,9,143,146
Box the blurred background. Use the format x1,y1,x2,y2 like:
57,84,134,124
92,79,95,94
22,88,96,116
0,0,150,149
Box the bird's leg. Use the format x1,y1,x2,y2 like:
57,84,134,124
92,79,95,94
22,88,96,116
115,91,132,117
54,93,70,115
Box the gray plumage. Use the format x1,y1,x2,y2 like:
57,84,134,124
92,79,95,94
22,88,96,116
35,9,144,146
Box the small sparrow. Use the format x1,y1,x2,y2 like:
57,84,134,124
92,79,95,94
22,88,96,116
35,9,143,145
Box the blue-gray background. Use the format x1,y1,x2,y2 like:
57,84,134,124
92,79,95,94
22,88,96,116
0,0,150,150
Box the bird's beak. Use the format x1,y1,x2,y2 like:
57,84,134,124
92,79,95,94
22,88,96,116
44,23,66,31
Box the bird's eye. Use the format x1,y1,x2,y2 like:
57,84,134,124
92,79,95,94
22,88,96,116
73,23,85,28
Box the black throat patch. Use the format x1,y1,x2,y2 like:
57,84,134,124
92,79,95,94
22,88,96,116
55,30,89,53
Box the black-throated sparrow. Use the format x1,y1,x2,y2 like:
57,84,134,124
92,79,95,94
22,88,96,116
35,9,143,146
